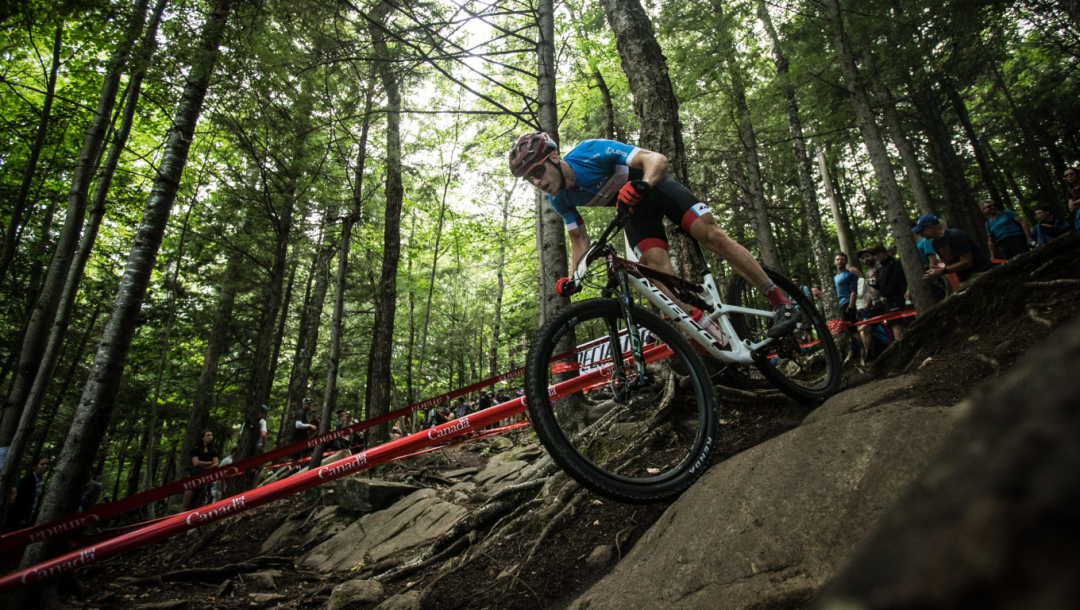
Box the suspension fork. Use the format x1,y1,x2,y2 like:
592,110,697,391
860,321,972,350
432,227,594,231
611,268,651,389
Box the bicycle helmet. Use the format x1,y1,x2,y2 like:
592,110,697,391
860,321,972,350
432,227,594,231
508,131,558,178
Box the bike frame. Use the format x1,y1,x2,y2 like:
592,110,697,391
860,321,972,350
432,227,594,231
569,217,776,367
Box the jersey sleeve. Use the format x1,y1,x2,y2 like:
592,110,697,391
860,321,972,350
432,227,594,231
548,193,585,230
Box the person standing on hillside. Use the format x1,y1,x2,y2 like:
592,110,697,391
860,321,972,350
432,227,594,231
509,133,803,339
5,456,49,532
1031,204,1070,246
291,398,317,460
181,431,219,511
981,199,1030,260
915,216,993,284
872,245,909,340
1065,167,1080,229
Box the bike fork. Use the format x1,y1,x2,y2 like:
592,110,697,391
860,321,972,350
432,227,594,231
612,270,651,390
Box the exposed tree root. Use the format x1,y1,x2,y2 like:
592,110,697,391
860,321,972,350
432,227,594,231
375,534,472,583
120,556,290,585
1026,304,1053,328
514,488,588,582
1024,279,1080,289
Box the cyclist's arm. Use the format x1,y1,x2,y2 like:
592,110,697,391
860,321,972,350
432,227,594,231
568,224,591,277
627,149,669,186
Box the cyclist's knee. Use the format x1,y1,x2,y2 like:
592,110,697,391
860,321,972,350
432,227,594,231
690,216,735,254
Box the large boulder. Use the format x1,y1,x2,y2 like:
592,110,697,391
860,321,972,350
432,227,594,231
334,477,421,512
302,488,466,572
817,316,1080,608
568,399,954,610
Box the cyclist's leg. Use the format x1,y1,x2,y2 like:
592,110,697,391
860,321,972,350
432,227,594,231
650,178,800,336
624,204,692,311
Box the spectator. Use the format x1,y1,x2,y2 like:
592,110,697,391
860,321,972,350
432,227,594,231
833,252,859,326
210,446,237,503
79,469,102,512
256,405,269,454
1031,204,1070,246
290,398,317,460
981,199,1030,260
1065,167,1080,229
434,406,452,426
332,411,350,450
5,456,49,532
790,275,812,301
181,431,219,511
872,245,910,340
477,391,492,414
912,226,946,302
914,215,993,284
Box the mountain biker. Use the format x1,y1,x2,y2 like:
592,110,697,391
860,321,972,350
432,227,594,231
509,132,801,339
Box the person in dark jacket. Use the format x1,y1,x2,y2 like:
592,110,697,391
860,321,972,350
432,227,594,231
872,245,909,340
5,456,50,533
180,431,219,511
1031,204,1070,246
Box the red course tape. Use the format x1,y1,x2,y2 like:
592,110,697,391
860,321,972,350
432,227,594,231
0,343,671,592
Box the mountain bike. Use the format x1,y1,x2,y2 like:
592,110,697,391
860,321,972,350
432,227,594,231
524,212,840,503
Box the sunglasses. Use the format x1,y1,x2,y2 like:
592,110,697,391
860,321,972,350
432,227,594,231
527,163,547,180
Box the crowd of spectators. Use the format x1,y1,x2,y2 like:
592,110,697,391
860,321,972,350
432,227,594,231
818,170,1080,365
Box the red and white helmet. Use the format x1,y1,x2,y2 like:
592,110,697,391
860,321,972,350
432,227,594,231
508,132,558,178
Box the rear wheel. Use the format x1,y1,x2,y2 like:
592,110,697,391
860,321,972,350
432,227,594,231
525,299,717,504
726,268,841,403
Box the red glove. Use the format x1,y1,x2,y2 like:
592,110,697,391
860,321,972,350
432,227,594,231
617,180,651,214
555,277,579,297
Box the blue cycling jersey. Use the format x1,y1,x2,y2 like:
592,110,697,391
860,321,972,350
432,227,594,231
547,139,640,229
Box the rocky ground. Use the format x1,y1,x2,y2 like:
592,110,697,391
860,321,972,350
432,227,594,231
49,233,1080,610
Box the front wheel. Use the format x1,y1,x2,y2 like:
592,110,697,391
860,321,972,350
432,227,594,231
726,268,841,404
525,299,717,504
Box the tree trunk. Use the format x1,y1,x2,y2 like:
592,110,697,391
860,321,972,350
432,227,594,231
364,0,404,448
180,242,242,472
0,22,63,287
29,301,101,466
912,85,983,239
416,132,458,394
817,150,858,259
823,0,935,314
0,0,164,527
725,43,781,270
939,75,1004,209
309,93,372,469
17,0,234,574
533,0,570,326
0,0,152,449
992,69,1058,208
599,0,696,280
141,202,196,519
757,0,839,318
489,182,516,387
859,48,935,218
285,240,333,466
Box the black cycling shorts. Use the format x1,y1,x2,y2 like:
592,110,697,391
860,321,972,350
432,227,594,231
623,176,711,256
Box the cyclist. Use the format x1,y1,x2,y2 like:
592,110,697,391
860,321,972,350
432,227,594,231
508,132,801,339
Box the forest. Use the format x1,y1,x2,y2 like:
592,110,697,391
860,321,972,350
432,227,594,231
0,0,1077,587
